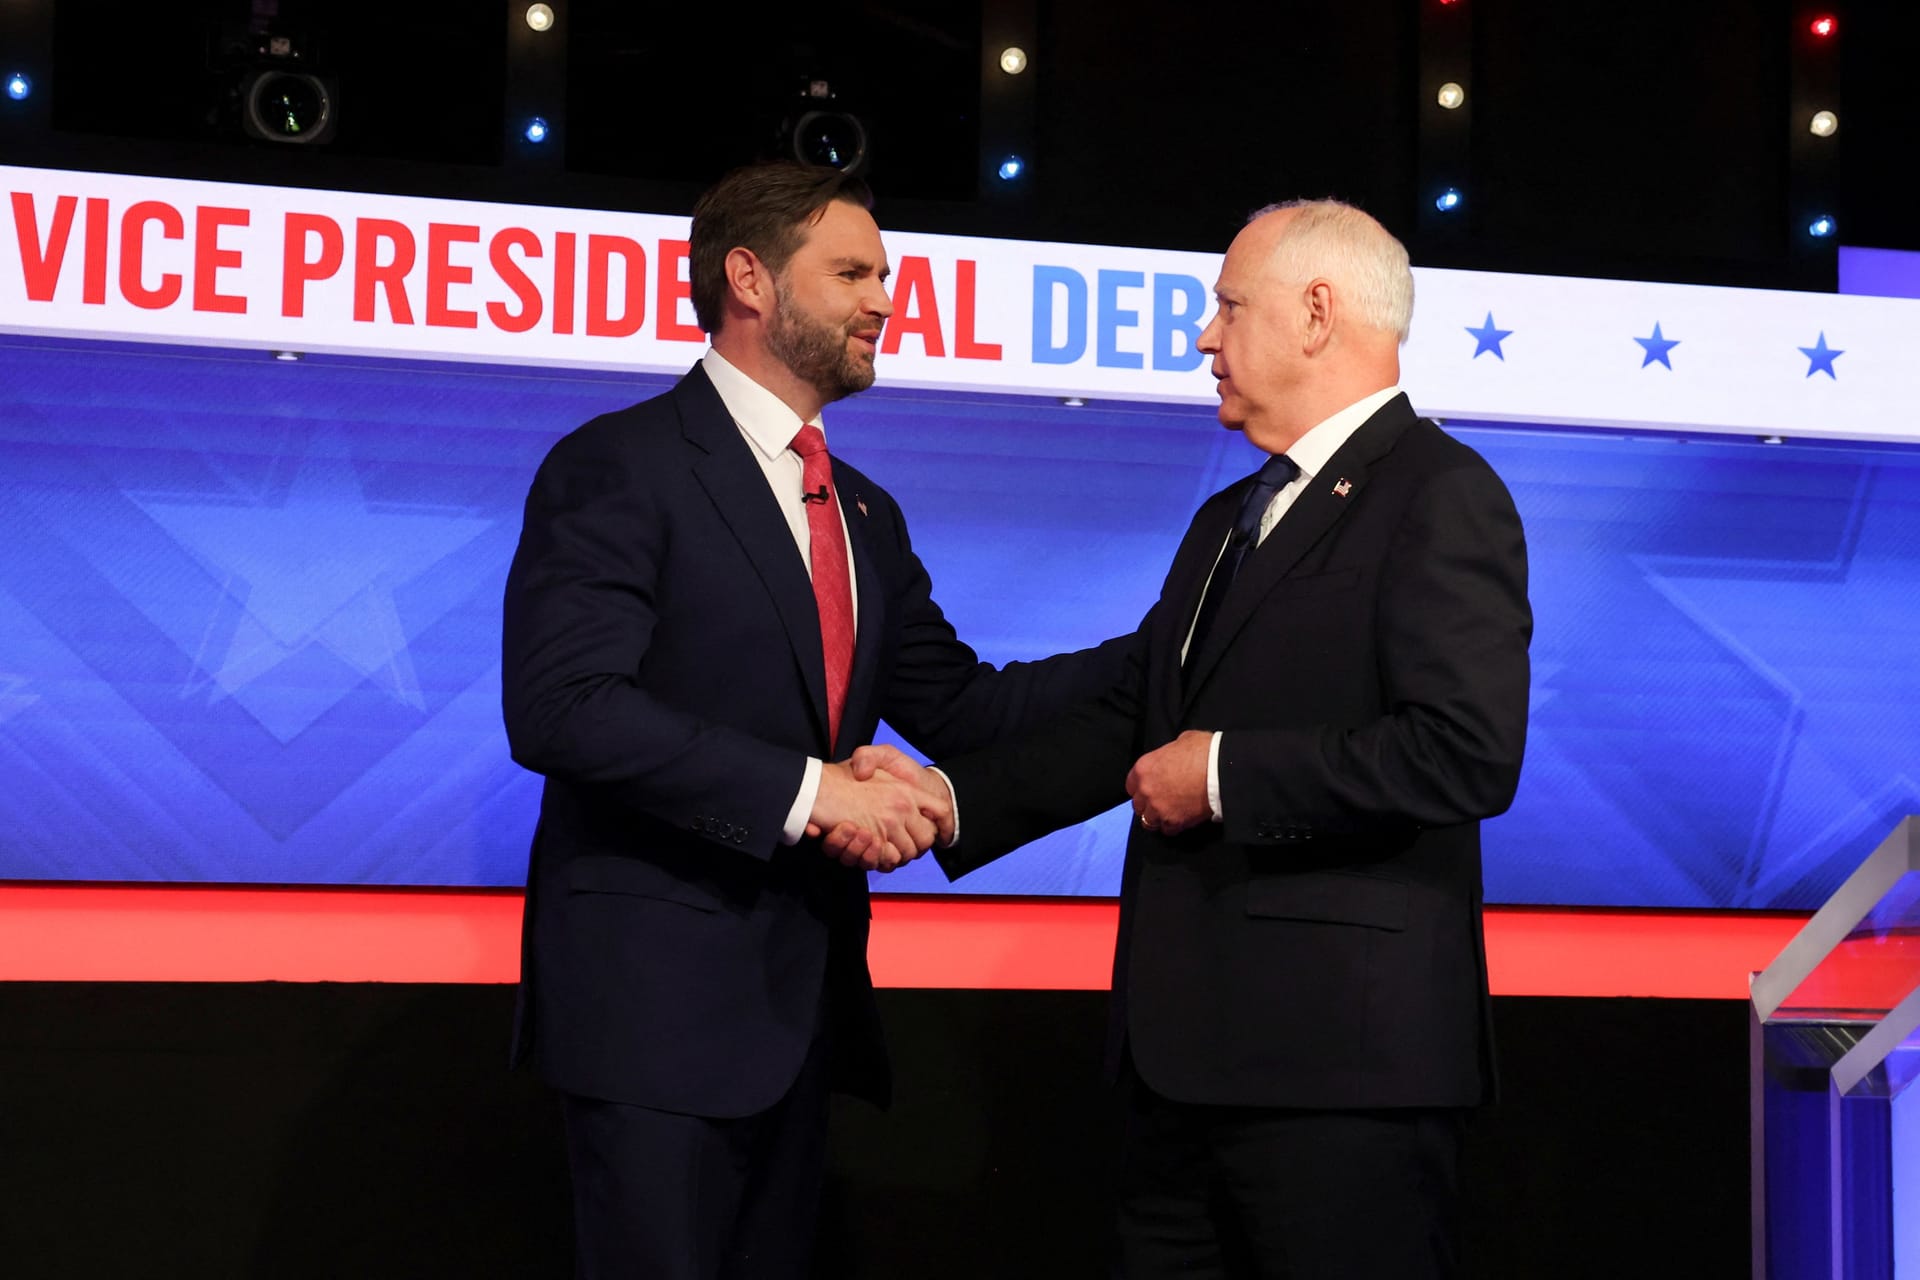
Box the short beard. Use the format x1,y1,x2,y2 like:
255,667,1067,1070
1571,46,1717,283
766,279,875,405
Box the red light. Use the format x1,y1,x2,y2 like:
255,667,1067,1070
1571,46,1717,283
1811,15,1837,38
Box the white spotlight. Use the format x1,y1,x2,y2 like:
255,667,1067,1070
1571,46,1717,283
526,4,555,32
1437,82,1465,110
999,47,1028,75
1809,110,1838,138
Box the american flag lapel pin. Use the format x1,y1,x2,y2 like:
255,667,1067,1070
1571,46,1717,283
1332,478,1353,498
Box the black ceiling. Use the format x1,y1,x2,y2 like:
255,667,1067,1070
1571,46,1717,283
5,0,1916,291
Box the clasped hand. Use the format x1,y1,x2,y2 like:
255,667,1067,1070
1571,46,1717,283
806,749,955,873
807,727,1212,872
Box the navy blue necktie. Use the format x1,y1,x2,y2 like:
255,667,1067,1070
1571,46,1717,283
1185,452,1299,669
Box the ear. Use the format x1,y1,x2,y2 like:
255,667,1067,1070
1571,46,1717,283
724,246,777,321
1301,279,1336,355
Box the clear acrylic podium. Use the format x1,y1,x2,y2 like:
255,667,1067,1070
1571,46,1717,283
1752,817,1920,1279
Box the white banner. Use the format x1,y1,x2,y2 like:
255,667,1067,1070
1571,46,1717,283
3,164,1915,443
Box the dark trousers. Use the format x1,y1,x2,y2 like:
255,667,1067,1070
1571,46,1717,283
1117,1069,1468,1280
561,1032,832,1280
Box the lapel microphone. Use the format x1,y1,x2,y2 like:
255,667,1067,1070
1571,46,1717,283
801,485,830,505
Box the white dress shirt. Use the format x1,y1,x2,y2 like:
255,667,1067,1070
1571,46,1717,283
700,348,860,844
1197,386,1403,820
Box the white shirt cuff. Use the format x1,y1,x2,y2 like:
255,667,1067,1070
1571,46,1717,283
927,766,960,847
782,756,824,845
1206,731,1224,822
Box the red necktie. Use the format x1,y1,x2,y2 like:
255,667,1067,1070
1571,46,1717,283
789,424,855,748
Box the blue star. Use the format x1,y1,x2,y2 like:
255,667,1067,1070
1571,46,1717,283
1799,331,1843,379
1635,322,1680,370
1464,312,1514,361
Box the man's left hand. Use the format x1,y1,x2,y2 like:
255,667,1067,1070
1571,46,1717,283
1127,729,1213,836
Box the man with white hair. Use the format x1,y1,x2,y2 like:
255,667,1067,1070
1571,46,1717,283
843,200,1533,1276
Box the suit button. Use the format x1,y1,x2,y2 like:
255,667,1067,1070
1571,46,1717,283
718,822,735,839
732,831,746,844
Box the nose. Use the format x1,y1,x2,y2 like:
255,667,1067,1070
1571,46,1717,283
868,279,894,319
1197,309,1222,355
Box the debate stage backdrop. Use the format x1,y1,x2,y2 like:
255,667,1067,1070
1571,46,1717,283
2,331,1916,909
4,164,1917,910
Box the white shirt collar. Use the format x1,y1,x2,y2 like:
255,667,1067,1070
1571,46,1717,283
701,347,821,462
1283,386,1402,480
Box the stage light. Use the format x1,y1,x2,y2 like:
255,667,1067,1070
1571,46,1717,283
1759,435,1785,445
524,116,550,143
1061,396,1086,407
1437,82,1465,110
273,351,304,362
526,4,555,32
1808,214,1836,238
997,155,1024,181
1810,14,1836,39
999,47,1028,75
1435,187,1463,213
1810,110,1838,137
5,73,29,102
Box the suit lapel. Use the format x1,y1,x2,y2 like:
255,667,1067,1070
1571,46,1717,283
676,367,833,748
835,464,885,757
1179,395,1418,710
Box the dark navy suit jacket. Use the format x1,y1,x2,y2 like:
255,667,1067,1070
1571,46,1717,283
937,395,1533,1110
501,364,1131,1117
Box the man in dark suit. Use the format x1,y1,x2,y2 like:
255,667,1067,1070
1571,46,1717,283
500,163,1129,1280
846,200,1532,1277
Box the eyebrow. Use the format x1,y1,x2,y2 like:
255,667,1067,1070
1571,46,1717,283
828,256,888,278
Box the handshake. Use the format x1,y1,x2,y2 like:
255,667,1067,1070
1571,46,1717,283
804,745,952,873
800,728,1218,874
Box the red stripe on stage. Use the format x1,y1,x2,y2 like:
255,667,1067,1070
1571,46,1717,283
0,884,1808,998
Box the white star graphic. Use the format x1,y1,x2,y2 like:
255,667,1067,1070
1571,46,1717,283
134,437,493,743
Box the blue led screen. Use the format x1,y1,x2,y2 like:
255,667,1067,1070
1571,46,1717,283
1,334,1915,908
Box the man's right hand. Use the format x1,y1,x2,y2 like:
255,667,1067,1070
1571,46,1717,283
807,761,939,873
845,744,955,847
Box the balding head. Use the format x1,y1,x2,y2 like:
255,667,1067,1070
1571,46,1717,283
1251,200,1413,344
1195,200,1412,453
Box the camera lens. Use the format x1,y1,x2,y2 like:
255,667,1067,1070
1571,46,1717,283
792,111,866,172
250,73,329,139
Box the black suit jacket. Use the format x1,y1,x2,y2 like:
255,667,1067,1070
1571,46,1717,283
937,394,1532,1110
501,365,1133,1118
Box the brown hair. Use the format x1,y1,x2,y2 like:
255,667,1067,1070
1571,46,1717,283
688,162,874,335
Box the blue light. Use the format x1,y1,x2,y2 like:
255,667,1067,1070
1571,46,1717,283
523,116,549,144
5,73,30,102
1808,214,1836,239
997,155,1024,182
1435,187,1463,213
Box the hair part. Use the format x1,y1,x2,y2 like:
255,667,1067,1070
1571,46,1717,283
1250,199,1414,344
688,163,875,335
